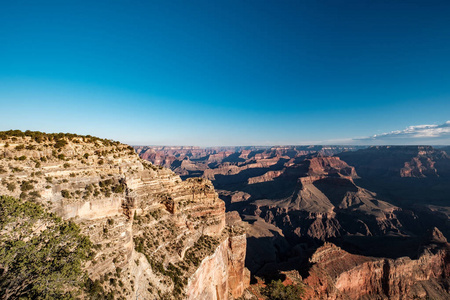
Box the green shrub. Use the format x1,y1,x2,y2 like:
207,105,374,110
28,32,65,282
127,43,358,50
113,184,125,193
15,144,25,150
7,182,16,192
11,167,23,173
29,191,41,199
54,139,68,148
61,190,70,198
262,280,304,300
0,195,93,299
84,278,113,299
20,181,34,191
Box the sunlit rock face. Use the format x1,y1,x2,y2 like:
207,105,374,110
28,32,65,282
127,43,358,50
0,132,249,299
137,143,450,299
302,234,450,300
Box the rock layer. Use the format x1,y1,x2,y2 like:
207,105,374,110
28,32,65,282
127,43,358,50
0,131,249,299
302,238,450,300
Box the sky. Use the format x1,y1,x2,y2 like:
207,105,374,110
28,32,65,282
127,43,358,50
1,0,450,146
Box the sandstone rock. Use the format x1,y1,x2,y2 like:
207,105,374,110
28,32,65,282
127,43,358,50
302,242,450,300
0,132,248,299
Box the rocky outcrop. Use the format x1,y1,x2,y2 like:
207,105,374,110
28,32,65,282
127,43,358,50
185,233,250,300
0,131,249,299
248,170,283,184
302,237,450,299
227,232,251,297
305,156,358,178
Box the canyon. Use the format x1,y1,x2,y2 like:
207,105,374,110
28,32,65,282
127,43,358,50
137,145,450,299
1,132,449,299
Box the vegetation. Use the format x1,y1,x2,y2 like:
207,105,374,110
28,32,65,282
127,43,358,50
261,280,304,300
184,235,219,267
20,181,34,192
0,195,93,299
6,182,16,192
0,130,120,146
84,278,114,300
54,139,68,148
61,190,70,198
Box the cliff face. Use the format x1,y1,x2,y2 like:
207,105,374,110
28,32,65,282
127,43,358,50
186,233,250,300
302,238,450,300
0,131,249,299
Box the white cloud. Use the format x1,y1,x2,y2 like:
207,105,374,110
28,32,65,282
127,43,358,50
355,121,450,143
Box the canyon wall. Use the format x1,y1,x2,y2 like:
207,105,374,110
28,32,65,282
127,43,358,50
302,238,450,300
0,131,249,299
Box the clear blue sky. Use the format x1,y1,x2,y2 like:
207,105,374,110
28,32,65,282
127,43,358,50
1,0,450,146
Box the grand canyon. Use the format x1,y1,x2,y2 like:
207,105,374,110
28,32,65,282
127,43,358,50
135,144,450,299
3,1,450,299
1,131,449,299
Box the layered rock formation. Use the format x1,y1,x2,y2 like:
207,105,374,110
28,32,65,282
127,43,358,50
239,155,409,272
0,131,249,299
338,145,450,233
137,143,450,299
338,145,450,178
135,145,366,179
301,232,450,300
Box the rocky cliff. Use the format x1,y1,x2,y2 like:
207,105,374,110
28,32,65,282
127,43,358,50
0,130,249,299
135,143,450,299
301,233,450,300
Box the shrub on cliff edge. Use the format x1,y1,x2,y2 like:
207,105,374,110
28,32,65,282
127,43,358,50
262,279,304,300
0,195,93,299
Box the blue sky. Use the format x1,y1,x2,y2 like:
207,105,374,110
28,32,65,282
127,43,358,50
1,0,450,146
